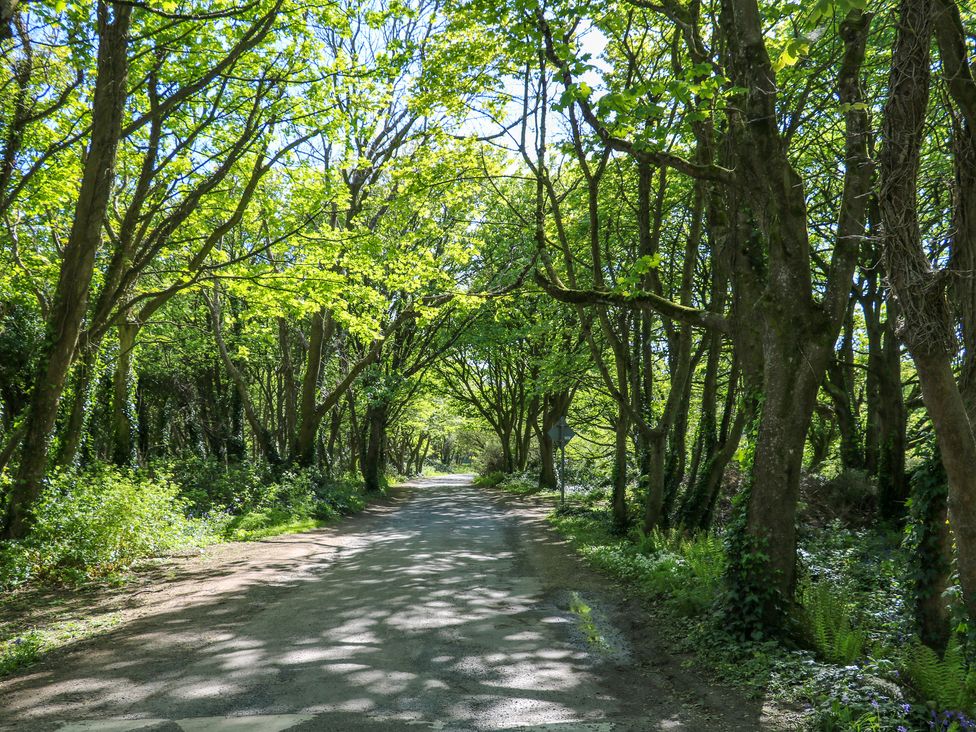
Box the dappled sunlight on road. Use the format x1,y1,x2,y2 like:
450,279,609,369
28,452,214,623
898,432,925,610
0,478,765,731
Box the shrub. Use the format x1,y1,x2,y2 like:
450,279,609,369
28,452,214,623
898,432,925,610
162,456,269,514
0,465,214,589
550,516,726,617
497,472,544,495
479,444,508,475
800,469,877,528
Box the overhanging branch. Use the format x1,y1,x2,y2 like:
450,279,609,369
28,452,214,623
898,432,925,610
534,270,730,333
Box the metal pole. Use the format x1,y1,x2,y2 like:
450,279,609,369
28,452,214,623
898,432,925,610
560,442,566,506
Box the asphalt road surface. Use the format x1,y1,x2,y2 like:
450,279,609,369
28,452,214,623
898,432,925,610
0,476,771,731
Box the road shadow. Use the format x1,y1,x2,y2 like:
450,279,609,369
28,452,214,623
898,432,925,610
0,480,770,731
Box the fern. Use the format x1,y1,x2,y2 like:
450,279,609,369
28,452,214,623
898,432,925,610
801,581,867,665
635,529,724,575
904,638,976,714
635,527,668,555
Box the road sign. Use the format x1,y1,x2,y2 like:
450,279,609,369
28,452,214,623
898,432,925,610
548,416,574,506
547,417,575,448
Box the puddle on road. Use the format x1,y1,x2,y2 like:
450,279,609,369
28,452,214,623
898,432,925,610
565,591,630,662
568,592,608,650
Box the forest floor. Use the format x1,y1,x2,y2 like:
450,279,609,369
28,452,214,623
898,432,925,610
0,476,794,731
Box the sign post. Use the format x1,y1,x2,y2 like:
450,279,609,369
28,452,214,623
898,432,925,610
546,416,575,506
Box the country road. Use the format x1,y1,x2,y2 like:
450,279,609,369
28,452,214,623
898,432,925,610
0,477,773,731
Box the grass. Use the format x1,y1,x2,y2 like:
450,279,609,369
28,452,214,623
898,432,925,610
222,511,328,542
0,630,43,675
475,470,562,498
547,510,723,618
0,613,123,677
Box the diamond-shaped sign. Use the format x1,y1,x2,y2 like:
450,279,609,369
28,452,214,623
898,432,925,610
547,417,575,447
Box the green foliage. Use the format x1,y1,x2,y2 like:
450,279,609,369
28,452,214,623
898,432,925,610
636,528,726,594
808,688,913,732
0,461,370,590
219,469,366,541
473,471,506,488
549,512,725,617
0,466,213,589
0,631,43,676
165,456,271,515
801,581,868,665
495,472,556,497
517,476,946,729
903,638,976,714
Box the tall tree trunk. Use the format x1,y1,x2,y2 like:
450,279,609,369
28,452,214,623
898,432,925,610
293,310,328,466
879,0,976,622
720,3,872,620
136,373,150,462
537,390,570,490
361,401,388,492
876,303,908,519
55,340,97,468
680,356,747,532
935,0,976,422
611,406,629,531
860,225,907,518
641,431,667,532
907,453,953,651
111,320,137,466
347,389,360,475
3,2,132,539
661,366,694,527
325,404,343,476
824,304,865,471
206,292,280,466
278,318,297,454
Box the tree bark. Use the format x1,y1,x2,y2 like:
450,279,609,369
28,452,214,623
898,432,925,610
823,305,865,471
538,391,570,490
879,0,976,622
3,2,132,539
719,2,873,618
111,320,138,466
876,304,908,518
611,406,630,531
361,401,388,492
293,310,328,466
908,453,953,651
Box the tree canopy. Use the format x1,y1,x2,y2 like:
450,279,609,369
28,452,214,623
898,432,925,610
4,0,976,727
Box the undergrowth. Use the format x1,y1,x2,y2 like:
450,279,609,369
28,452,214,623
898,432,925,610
475,470,560,497
903,639,976,717
532,486,949,731
0,461,372,591
0,466,214,589
0,460,376,679
801,581,868,666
